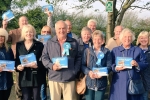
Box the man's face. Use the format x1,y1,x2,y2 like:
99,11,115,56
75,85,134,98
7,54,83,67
88,21,96,32
65,20,72,33
19,17,28,29
55,22,67,39
114,26,123,39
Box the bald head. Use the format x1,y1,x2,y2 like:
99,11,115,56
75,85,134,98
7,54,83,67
114,25,123,39
64,20,72,33
19,16,28,29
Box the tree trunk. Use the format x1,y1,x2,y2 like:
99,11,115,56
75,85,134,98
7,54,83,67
106,12,113,41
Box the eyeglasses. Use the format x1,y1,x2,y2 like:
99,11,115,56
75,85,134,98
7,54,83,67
42,31,50,33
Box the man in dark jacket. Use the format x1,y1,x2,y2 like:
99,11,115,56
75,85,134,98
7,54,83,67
42,20,81,100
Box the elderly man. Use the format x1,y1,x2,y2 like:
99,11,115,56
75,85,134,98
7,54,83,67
87,19,97,32
8,16,28,100
64,20,78,40
105,25,123,51
42,20,81,100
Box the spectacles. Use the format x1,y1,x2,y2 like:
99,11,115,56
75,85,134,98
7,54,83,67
42,31,50,33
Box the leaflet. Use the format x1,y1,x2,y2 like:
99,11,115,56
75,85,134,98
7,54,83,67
92,67,108,76
19,53,37,67
0,60,15,71
52,57,68,68
38,35,51,44
2,10,14,21
42,5,54,13
116,57,133,69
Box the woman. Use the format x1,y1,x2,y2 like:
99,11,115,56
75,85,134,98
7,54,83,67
0,28,14,100
15,24,45,100
81,30,112,100
109,28,148,100
136,31,150,100
77,27,92,100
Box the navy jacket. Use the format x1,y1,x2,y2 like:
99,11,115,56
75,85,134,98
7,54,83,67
0,47,14,90
41,36,81,82
110,45,148,100
81,46,112,90
141,45,150,91
15,40,46,87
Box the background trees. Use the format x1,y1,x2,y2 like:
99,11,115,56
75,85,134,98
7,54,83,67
0,0,150,42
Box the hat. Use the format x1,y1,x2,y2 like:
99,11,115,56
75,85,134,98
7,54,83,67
0,28,8,43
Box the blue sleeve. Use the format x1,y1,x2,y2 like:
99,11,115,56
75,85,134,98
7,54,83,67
106,50,112,73
111,49,119,73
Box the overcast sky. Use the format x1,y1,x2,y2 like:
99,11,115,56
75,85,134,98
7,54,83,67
37,0,150,19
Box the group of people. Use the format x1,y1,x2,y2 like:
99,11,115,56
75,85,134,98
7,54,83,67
0,11,150,100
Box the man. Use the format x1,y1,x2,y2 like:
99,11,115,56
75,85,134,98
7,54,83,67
64,20,78,40
8,16,28,100
105,25,123,51
87,19,97,33
42,20,81,100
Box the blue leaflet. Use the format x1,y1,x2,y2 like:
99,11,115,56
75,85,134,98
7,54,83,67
52,57,68,68
19,53,37,67
116,57,133,69
42,5,54,13
2,10,14,21
92,67,108,76
0,60,15,71
38,35,51,44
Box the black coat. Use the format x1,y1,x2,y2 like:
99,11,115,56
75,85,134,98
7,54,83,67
15,40,46,87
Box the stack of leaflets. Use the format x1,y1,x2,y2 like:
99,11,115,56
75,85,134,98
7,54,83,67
52,57,68,68
92,67,108,76
116,57,133,69
19,53,37,67
42,5,54,13
2,10,14,21
38,35,51,44
0,60,15,71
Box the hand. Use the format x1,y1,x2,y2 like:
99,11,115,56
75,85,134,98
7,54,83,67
30,62,38,68
94,73,102,79
2,19,8,29
0,67,3,72
17,65,24,71
52,63,61,71
88,71,95,79
46,11,52,17
7,70,14,72
131,60,138,67
115,66,126,71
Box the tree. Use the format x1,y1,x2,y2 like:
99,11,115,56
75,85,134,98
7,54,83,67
45,0,150,40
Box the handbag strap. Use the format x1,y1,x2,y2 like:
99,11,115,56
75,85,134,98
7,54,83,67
86,48,90,68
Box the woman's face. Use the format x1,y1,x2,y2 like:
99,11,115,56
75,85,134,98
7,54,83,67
0,36,5,45
139,36,149,46
93,35,103,48
24,29,34,40
122,32,132,47
81,30,91,43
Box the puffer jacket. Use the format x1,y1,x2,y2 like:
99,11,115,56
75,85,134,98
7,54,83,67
0,47,14,90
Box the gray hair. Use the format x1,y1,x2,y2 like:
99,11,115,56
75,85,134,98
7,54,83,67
87,19,97,26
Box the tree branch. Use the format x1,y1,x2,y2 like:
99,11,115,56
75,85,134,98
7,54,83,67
99,0,105,6
130,6,150,10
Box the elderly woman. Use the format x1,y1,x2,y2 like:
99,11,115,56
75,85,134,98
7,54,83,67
15,24,45,100
0,28,14,100
109,28,148,100
136,31,150,100
81,30,112,100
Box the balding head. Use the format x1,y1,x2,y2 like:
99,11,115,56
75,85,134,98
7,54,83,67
64,20,72,33
19,16,28,29
114,25,123,39
55,20,67,40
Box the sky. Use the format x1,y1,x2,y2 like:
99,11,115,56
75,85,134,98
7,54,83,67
37,0,150,19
